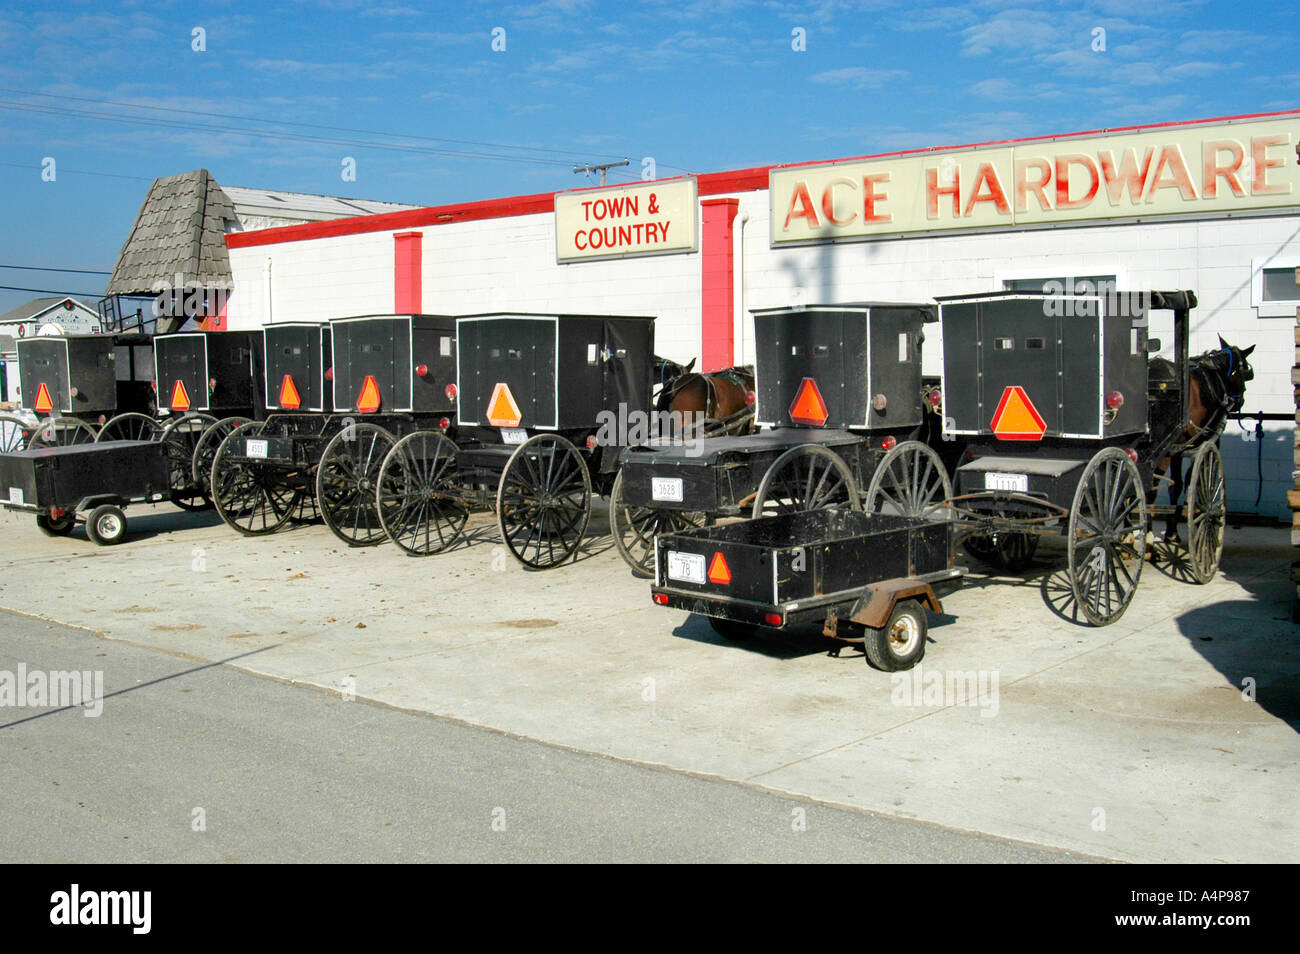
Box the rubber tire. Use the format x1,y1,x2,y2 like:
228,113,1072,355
863,600,928,672
708,617,759,640
85,505,127,546
35,512,75,537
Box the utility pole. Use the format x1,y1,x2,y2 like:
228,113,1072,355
573,159,629,186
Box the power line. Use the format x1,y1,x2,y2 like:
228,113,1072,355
0,285,102,297
0,264,113,275
0,160,154,182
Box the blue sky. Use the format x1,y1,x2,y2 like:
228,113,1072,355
1,0,1297,315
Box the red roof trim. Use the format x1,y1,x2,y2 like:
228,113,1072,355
224,108,1300,250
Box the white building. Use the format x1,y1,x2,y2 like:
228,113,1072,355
223,110,1300,519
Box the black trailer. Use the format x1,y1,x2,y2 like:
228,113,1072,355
611,303,949,575
12,333,156,449
209,315,456,542
371,312,655,568
0,439,173,544
650,508,963,671
940,289,1211,625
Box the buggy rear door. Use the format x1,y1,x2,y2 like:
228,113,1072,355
601,319,653,419
18,339,71,413
460,317,555,428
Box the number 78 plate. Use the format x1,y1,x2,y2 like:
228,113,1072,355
666,551,706,584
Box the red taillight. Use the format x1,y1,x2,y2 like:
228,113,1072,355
1107,390,1124,409
881,435,897,451
1126,448,1138,464
586,435,599,450
325,366,334,381
415,364,428,377
445,383,457,401
150,380,157,392
872,393,887,411
745,390,756,406
927,390,942,408
653,593,669,605
439,417,450,430
764,612,784,627
69,386,79,398
208,377,217,392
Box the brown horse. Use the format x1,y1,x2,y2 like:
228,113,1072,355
1149,334,1255,540
655,363,756,439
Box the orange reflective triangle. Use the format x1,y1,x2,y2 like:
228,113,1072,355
357,375,382,413
33,382,54,413
788,377,829,427
170,378,191,411
279,374,301,410
486,382,522,427
990,386,1047,440
707,551,732,585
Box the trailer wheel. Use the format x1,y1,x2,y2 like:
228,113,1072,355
191,416,251,492
708,617,759,641
161,413,218,510
27,417,96,449
863,600,927,672
35,512,75,537
211,422,298,536
96,412,161,443
376,431,468,556
0,413,30,452
864,441,953,520
610,469,706,577
316,423,397,546
961,532,1039,572
1067,447,1146,626
85,505,127,546
1185,441,1226,585
754,444,860,518
497,434,592,569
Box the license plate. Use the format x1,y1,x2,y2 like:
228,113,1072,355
500,428,527,445
651,477,684,502
8,487,23,505
985,471,1028,493
667,551,706,584
245,439,269,459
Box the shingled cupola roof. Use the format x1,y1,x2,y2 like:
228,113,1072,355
106,168,236,296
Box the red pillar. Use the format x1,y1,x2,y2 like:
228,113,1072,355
394,231,423,313
700,198,739,371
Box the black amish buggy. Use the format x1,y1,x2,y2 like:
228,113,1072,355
369,312,656,568
4,333,156,450
611,303,950,576
939,288,1218,626
208,314,456,542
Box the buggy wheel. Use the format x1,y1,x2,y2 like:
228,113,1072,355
161,413,218,510
863,600,928,672
96,412,161,443
708,617,759,640
35,511,75,537
609,468,707,577
864,440,953,519
192,416,251,492
85,505,127,546
753,444,861,518
211,422,298,536
376,431,468,556
961,532,1039,572
288,491,321,525
1067,448,1147,626
496,434,592,569
27,417,96,449
0,414,31,452
315,423,397,546
1185,441,1226,584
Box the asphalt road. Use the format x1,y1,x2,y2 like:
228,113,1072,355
0,611,1093,863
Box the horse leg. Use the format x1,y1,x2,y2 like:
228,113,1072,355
1165,453,1184,542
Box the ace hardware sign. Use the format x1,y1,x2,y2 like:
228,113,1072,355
556,177,698,262
770,115,1300,244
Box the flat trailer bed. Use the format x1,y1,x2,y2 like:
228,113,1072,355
651,509,962,670
0,439,173,544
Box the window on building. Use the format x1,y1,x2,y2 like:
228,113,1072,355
1251,258,1300,317
1260,266,1300,302
1003,275,1118,294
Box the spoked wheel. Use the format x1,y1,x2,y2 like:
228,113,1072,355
376,430,469,556
496,434,592,569
753,444,860,518
288,491,321,525
211,422,300,536
609,468,707,577
1185,441,1226,584
96,412,161,443
1067,448,1147,626
161,413,218,510
27,417,96,449
315,423,397,546
961,532,1040,572
192,416,251,496
0,414,32,452
864,440,953,520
